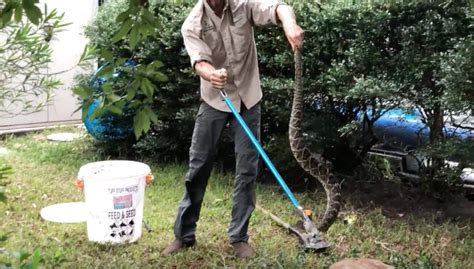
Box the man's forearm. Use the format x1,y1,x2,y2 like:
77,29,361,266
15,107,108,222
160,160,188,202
276,5,297,28
195,61,215,82
276,4,304,50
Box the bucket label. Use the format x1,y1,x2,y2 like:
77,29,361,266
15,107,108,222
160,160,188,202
107,209,137,240
109,218,135,238
113,194,133,209
108,184,139,195
108,209,136,220
104,183,140,241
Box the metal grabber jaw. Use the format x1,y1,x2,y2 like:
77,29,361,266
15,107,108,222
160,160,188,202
294,208,331,252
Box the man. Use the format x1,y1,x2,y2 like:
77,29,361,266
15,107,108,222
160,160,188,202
161,0,304,258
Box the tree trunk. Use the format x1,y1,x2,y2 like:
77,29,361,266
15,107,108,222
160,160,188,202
427,77,445,178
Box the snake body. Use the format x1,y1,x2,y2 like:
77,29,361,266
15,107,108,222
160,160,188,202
289,50,341,232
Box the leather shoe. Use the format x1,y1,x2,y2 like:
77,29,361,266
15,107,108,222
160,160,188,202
231,242,256,258
161,239,196,256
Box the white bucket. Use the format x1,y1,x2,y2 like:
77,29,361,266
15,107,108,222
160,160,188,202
77,160,151,244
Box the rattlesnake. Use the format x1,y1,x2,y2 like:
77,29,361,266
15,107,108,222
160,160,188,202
289,49,341,232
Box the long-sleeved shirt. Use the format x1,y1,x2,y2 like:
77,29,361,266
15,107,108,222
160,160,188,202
181,0,285,112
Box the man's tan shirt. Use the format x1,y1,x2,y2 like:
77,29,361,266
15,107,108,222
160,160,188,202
181,0,285,112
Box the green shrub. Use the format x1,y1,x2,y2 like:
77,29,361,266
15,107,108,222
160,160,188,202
1,8,67,117
129,2,201,161
256,0,473,181
82,0,473,185
82,0,198,162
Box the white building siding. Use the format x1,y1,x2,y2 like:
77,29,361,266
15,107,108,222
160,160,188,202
0,0,98,133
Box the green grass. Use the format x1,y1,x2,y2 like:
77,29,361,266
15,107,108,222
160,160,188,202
1,127,473,268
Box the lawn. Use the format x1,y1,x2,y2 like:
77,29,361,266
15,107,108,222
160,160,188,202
1,127,473,268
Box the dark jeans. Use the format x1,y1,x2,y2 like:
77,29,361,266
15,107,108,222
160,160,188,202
173,101,261,244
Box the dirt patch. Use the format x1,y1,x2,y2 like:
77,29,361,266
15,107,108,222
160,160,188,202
344,180,474,223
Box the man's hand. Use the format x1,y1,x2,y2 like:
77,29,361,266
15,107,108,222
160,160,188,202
283,24,304,51
276,5,304,50
195,61,227,89
210,68,227,90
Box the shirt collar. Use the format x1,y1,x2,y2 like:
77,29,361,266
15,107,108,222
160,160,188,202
203,0,229,19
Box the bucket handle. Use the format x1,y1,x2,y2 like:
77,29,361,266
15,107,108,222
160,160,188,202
74,178,84,189
145,173,154,185
74,173,154,189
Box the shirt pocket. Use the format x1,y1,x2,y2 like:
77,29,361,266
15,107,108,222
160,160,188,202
202,27,220,51
229,14,251,55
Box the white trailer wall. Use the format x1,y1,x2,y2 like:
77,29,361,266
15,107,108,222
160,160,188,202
0,0,98,133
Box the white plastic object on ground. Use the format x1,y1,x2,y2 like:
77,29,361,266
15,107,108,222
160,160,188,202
0,147,9,156
47,132,82,142
40,202,88,223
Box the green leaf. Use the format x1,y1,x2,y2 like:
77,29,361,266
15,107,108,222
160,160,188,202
126,87,137,101
89,105,105,121
30,249,42,269
96,65,114,78
140,109,151,134
133,108,154,139
79,45,97,64
141,8,157,26
133,113,144,139
72,86,92,99
130,1,141,12
106,93,121,103
106,104,123,115
149,60,164,69
139,22,151,37
129,24,140,49
102,83,112,94
114,101,126,111
43,4,54,22
23,4,42,25
1,7,13,26
146,61,165,76
153,72,168,82
112,18,133,43
14,5,23,22
81,100,92,121
116,10,130,23
115,57,128,66
140,78,155,99
23,0,40,6
127,79,141,101
100,49,113,62
142,119,151,134
143,107,158,124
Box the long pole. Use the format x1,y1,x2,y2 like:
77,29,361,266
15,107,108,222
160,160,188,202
220,90,302,210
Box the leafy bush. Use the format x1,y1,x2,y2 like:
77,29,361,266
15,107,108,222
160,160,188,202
131,2,202,161
82,0,473,186
81,0,199,162
256,0,473,182
439,37,474,118
1,8,65,117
